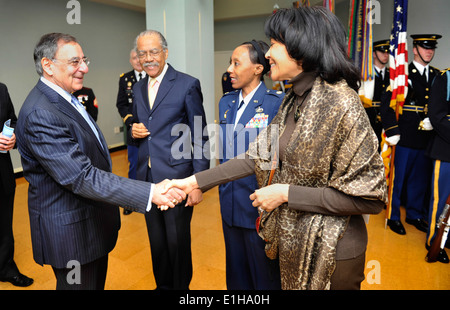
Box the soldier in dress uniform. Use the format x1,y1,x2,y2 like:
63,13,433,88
73,86,98,121
218,40,283,290
116,49,146,215
359,39,390,150
381,34,441,235
221,71,234,94
425,68,450,263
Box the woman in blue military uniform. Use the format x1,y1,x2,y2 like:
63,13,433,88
425,68,450,263
218,40,284,289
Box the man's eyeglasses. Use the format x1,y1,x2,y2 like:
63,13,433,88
137,49,164,59
52,57,90,68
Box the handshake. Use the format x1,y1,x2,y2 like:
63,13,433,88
153,176,200,211
154,175,290,213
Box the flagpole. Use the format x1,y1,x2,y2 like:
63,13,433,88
385,0,408,228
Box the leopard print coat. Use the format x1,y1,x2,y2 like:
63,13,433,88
248,77,388,290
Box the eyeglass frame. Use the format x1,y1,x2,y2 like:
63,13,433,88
52,56,90,68
137,49,165,59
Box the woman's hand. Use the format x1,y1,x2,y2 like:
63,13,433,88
250,184,289,212
163,175,199,197
185,189,203,207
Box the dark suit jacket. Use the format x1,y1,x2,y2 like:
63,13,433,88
427,70,450,162
218,84,283,228
132,64,210,183
16,80,152,268
0,83,17,196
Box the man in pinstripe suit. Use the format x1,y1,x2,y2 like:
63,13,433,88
16,33,185,290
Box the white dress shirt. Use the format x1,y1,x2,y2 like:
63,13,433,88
235,82,262,128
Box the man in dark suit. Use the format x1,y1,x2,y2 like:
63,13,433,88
16,32,185,290
116,49,146,215
381,34,441,235
131,30,210,290
0,83,33,287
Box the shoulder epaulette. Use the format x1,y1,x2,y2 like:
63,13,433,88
265,89,284,97
430,66,440,73
223,90,239,96
440,68,450,75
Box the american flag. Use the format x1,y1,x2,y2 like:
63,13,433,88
383,0,409,225
388,0,408,113
323,0,334,13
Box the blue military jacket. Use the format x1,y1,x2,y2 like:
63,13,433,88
218,83,284,228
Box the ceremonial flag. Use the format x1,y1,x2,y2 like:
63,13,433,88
384,0,408,226
380,130,391,185
388,0,409,114
323,0,334,12
293,1,310,7
347,0,373,82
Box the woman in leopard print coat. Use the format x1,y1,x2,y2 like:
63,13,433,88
166,6,387,290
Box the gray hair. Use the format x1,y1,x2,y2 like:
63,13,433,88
134,30,168,51
33,33,78,76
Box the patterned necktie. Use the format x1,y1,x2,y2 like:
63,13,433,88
148,78,158,109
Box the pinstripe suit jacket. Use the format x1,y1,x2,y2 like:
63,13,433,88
16,80,152,268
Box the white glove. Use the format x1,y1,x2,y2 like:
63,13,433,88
422,118,433,131
386,134,400,146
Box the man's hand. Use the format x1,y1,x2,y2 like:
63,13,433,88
0,132,15,152
131,123,150,139
152,179,186,211
185,189,203,207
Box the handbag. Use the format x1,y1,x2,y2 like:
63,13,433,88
255,152,280,259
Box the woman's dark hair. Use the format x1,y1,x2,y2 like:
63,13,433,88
264,6,360,91
241,40,271,80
